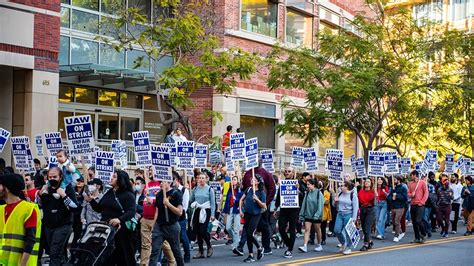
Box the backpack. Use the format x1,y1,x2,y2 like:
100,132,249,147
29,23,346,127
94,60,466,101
338,190,354,201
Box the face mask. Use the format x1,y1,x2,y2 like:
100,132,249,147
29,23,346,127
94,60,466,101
88,185,97,193
49,179,60,188
135,185,143,192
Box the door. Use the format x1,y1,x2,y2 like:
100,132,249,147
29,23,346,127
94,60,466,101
97,113,119,140
120,116,140,141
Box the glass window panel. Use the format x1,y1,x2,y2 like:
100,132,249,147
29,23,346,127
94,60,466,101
101,0,124,14
75,87,97,104
121,116,140,141
121,92,142,109
144,95,171,111
343,130,357,158
319,21,339,35
61,7,70,28
98,114,119,140
240,100,276,118
285,133,310,154
72,10,99,33
144,111,168,142
318,128,338,157
451,0,468,21
152,55,173,74
59,36,70,65
100,44,125,68
128,0,151,22
240,115,276,149
59,85,74,102
128,23,147,38
72,0,99,11
62,0,71,4
58,111,74,139
286,9,313,48
127,50,149,71
241,0,278,37
71,38,98,64
99,90,119,107
100,16,125,39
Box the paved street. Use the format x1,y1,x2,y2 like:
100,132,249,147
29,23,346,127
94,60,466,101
188,223,473,266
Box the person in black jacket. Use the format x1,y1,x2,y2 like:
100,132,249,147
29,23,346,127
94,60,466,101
388,176,408,243
38,166,79,266
86,170,136,266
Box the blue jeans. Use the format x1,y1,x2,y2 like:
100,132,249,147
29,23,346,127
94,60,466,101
226,213,241,248
423,207,432,233
179,219,191,258
375,200,388,237
334,212,352,248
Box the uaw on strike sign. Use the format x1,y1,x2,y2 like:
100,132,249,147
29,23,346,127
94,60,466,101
64,115,95,156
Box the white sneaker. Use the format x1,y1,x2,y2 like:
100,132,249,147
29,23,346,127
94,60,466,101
376,234,383,240
314,245,323,252
393,237,399,242
343,248,352,255
337,243,342,248
298,246,307,253
392,231,395,234
398,233,405,240
338,244,345,252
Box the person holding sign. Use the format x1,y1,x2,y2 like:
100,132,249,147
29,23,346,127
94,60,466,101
461,176,474,236
298,179,324,253
375,178,389,240
388,176,408,242
334,180,359,255
190,173,216,259
358,179,376,251
407,170,429,244
238,174,267,263
223,176,244,250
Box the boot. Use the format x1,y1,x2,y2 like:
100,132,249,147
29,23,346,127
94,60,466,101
207,246,213,258
193,251,204,259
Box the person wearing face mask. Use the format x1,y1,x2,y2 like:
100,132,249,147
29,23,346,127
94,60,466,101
436,175,454,237
38,167,78,266
80,178,103,227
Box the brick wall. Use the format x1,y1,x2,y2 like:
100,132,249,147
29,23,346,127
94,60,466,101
184,87,214,142
34,13,60,72
11,0,60,12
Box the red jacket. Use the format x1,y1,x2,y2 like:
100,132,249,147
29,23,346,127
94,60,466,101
358,189,375,207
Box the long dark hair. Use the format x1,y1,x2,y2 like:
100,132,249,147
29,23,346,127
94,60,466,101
378,177,388,190
115,170,133,193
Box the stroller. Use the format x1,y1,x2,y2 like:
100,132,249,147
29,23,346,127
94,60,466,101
66,222,116,266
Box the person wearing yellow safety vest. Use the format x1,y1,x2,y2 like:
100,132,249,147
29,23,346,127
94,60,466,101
0,173,41,266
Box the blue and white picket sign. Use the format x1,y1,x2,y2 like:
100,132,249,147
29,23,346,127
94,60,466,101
444,154,454,174
230,133,246,161
224,147,235,172
176,141,194,170
399,157,411,175
414,161,427,175
279,179,299,208
0,128,11,153
64,115,95,156
209,149,222,165
25,142,35,173
260,150,274,173
329,170,343,182
111,140,121,160
423,150,438,171
48,156,58,169
95,151,114,184
34,134,44,157
455,156,464,173
304,147,318,172
245,137,258,170
325,149,343,173
209,181,222,204
111,140,128,169
354,157,367,178
350,155,357,173
11,136,30,170
194,144,208,168
384,151,399,175
150,145,172,182
462,158,472,176
44,132,63,156
132,131,152,167
368,151,385,177
345,218,361,248
291,147,305,168
162,143,177,167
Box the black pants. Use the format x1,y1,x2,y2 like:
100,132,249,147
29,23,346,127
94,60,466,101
410,205,426,240
360,206,375,244
329,205,337,233
278,210,298,252
149,222,184,266
430,206,437,230
44,224,72,266
238,208,271,251
192,208,211,252
105,226,136,266
245,212,262,254
451,203,461,232
38,223,50,266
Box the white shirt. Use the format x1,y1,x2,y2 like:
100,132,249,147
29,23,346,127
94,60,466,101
178,184,190,211
449,183,463,204
172,134,188,142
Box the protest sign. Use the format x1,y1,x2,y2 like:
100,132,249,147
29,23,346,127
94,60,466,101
209,149,222,165
209,181,222,205
423,150,438,171
150,145,172,182
368,151,385,177
194,144,208,168
415,161,427,175
25,142,35,173
48,156,58,169
132,131,152,167
176,141,194,170
325,149,343,173
44,132,63,156
11,136,31,170
328,170,343,182
34,134,44,157
230,133,246,161
279,179,299,208
384,151,399,175
162,143,177,167
224,147,235,172
399,157,411,175
245,137,258,170
354,157,367,178
462,158,472,176
345,218,361,248
95,151,114,184
64,115,95,156
0,128,11,153
291,147,305,168
455,156,464,173
260,150,274,173
350,155,357,173
304,147,318,172
444,154,454,174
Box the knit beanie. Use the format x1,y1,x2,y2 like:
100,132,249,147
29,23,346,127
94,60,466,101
0,173,25,197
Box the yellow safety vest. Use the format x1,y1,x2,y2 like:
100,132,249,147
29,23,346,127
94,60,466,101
0,200,41,266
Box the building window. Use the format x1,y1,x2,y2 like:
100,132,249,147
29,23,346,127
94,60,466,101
100,44,125,68
319,21,339,35
71,38,98,64
451,0,470,21
240,115,276,149
240,100,276,118
241,0,278,38
121,92,143,109
72,0,99,11
286,9,313,48
75,87,98,104
129,0,152,22
343,130,357,158
318,127,338,157
61,7,70,28
285,133,310,154
127,50,150,71
59,85,74,103
98,90,120,107
414,0,443,24
101,0,124,14
71,9,99,34
60,36,70,65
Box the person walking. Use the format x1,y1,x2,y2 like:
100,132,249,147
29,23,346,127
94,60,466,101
320,181,332,245
461,176,474,235
190,173,215,259
80,178,103,226
333,180,359,255
436,175,454,237
407,170,429,244
0,173,41,266
86,170,136,266
422,174,437,238
358,178,376,251
375,177,389,240
223,176,244,250
449,174,463,234
298,179,324,253
388,176,408,242
173,171,191,263
222,125,232,152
